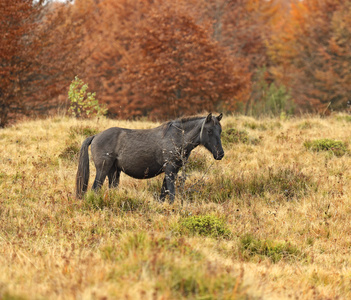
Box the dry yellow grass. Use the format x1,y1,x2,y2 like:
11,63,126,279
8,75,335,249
1,114,351,299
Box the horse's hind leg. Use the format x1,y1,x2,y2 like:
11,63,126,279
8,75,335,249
92,158,114,191
108,161,121,188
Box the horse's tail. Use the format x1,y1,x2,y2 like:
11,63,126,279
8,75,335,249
76,135,95,199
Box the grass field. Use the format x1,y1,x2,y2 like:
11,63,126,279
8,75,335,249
1,114,351,299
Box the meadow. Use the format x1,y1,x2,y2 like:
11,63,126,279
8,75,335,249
1,114,351,299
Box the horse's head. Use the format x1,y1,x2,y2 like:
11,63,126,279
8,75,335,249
200,113,224,160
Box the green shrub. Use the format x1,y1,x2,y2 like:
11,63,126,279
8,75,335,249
239,234,303,263
177,215,231,239
68,76,107,119
304,138,349,157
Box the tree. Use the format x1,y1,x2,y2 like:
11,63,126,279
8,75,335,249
269,0,351,112
84,0,250,119
122,1,250,118
193,0,281,115
27,0,88,114
0,0,39,126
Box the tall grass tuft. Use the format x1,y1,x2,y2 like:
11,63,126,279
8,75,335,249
187,166,316,203
84,189,146,212
239,234,304,263
69,125,100,138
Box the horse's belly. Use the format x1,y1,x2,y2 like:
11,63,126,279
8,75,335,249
119,161,164,179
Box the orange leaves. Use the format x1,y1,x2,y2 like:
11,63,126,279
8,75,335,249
0,0,38,126
269,0,351,112
81,0,251,119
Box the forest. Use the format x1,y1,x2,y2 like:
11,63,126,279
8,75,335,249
1,0,351,126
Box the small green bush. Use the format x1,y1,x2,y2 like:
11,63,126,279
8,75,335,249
239,234,303,263
68,76,107,119
177,215,231,239
304,138,349,157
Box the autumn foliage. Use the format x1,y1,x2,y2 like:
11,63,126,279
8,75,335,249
0,0,37,126
1,0,351,125
270,0,351,112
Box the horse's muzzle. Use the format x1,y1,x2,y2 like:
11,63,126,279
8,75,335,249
215,151,225,160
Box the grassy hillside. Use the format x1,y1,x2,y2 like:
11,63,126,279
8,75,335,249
1,114,351,299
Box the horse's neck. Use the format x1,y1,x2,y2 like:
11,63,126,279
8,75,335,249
183,120,203,150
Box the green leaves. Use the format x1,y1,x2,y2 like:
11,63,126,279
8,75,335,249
68,76,107,119
176,215,232,239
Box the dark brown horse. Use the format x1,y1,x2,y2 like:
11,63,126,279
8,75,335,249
76,113,224,203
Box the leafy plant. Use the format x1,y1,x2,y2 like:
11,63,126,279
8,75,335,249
68,76,107,119
177,215,231,239
304,138,349,157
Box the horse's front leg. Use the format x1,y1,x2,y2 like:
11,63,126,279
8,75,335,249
160,177,168,202
161,167,178,204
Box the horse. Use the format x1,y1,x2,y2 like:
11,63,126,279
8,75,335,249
75,113,224,203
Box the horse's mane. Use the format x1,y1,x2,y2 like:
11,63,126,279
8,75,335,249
161,116,205,135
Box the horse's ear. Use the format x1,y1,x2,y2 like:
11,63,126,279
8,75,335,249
216,113,223,122
205,113,212,123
